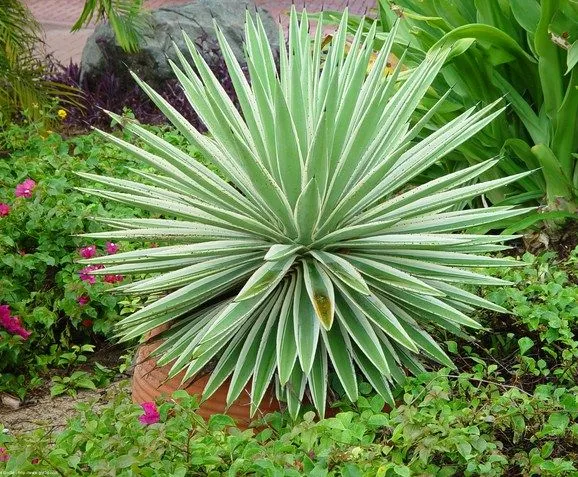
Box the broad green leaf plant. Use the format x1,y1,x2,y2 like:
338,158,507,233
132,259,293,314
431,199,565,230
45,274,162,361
322,0,578,222
79,9,528,418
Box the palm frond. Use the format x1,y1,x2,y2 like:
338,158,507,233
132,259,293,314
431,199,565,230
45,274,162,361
72,0,150,53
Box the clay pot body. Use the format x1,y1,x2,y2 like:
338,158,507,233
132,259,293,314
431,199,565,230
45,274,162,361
131,331,279,427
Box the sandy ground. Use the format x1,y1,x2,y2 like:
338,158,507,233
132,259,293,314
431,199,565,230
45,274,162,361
0,379,129,435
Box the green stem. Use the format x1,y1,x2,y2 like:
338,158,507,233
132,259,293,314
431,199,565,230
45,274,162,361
531,143,575,209
534,0,564,122
552,67,578,181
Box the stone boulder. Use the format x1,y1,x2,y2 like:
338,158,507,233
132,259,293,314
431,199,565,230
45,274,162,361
80,0,278,88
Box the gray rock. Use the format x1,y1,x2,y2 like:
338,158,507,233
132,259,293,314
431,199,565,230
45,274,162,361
1,393,21,410
80,0,279,88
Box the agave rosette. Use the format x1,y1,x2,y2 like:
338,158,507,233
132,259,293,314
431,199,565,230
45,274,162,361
79,8,529,418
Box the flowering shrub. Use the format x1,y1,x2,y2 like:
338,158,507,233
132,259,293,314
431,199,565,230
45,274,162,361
0,119,201,398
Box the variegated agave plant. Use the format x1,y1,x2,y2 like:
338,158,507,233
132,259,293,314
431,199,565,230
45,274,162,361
78,9,529,418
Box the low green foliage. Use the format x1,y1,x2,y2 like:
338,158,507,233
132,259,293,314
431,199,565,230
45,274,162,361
50,371,97,397
2,372,576,476
480,248,578,386
0,120,197,398
52,344,96,370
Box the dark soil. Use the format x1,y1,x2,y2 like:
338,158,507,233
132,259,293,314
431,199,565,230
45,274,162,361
550,220,578,259
519,219,578,259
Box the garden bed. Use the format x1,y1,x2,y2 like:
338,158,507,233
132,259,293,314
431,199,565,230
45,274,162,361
2,1,578,475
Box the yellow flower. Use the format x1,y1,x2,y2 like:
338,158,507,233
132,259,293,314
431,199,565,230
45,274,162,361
57,109,67,120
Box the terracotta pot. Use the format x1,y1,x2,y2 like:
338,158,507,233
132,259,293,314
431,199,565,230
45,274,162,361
131,328,280,428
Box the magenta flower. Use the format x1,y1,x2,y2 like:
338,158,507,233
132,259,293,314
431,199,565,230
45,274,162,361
0,314,31,340
12,319,31,340
79,267,96,284
7,323,30,339
139,402,160,425
79,264,104,284
0,203,10,217
103,274,123,284
106,242,119,254
79,245,97,259
0,306,31,340
15,178,36,198
77,295,90,306
0,447,9,462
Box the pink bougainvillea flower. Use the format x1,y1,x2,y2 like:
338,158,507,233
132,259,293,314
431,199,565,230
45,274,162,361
0,447,9,462
0,309,17,332
103,274,123,284
12,319,31,340
0,310,31,340
77,295,90,306
0,203,10,217
79,267,96,284
15,178,36,198
79,264,104,284
106,242,119,254
139,402,160,425
79,245,97,259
